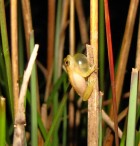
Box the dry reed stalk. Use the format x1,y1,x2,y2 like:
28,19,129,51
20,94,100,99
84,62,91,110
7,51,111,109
135,19,140,69
70,0,75,55
69,0,75,145
36,60,47,80
41,104,48,131
47,0,55,73
87,47,99,144
87,0,99,145
44,65,53,101
75,0,89,44
58,0,69,76
102,110,122,138
11,0,19,117
118,107,128,122
21,0,33,58
45,1,55,132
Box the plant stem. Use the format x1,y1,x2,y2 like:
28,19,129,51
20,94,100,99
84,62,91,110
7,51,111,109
47,0,55,72
21,0,33,58
75,0,89,44
104,0,119,145
0,97,6,146
88,0,99,142
30,32,38,146
126,69,138,146
0,0,14,120
99,0,105,91
11,0,19,118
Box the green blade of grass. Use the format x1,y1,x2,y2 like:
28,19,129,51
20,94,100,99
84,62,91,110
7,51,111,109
136,131,140,146
30,31,38,146
44,93,68,146
120,117,127,146
46,72,67,104
18,0,25,77
26,90,48,140
99,92,103,146
0,97,6,146
99,0,105,91
0,47,10,97
62,76,68,146
53,0,62,144
0,0,14,120
62,105,67,146
126,68,138,146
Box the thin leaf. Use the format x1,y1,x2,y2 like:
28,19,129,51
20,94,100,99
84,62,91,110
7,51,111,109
126,68,138,146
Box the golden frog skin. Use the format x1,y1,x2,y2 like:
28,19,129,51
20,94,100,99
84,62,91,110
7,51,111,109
64,53,95,101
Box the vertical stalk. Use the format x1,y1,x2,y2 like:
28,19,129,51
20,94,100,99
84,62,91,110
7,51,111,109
47,0,55,72
18,0,24,76
0,97,6,146
0,0,14,120
21,0,33,58
99,92,103,146
69,0,75,145
11,0,19,118
53,0,62,145
99,0,105,91
30,32,38,146
88,0,99,145
126,69,138,146
70,0,75,55
58,0,69,76
104,0,119,145
75,0,89,44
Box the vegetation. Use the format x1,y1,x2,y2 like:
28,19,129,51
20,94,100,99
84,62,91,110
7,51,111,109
0,0,139,145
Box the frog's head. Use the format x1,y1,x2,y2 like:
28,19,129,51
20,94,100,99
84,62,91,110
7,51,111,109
64,55,75,72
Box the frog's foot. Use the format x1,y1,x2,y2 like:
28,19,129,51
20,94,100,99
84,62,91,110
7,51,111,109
90,65,98,73
82,76,95,101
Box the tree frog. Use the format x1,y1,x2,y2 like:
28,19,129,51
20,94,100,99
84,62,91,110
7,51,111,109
64,53,96,101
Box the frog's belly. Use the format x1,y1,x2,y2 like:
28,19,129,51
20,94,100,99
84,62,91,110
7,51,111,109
69,73,87,97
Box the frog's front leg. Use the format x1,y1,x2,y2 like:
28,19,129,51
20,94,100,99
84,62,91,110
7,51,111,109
79,64,97,78
82,76,95,101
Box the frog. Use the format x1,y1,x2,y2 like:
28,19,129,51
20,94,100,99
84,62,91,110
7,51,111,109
64,53,96,101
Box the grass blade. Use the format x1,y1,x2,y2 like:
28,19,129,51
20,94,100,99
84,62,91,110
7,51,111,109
99,0,105,91
0,0,14,120
126,68,138,146
0,97,6,146
44,93,68,146
99,92,103,146
30,31,38,146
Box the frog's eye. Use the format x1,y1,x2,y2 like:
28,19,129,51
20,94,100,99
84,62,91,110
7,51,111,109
74,53,89,72
64,59,70,66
